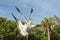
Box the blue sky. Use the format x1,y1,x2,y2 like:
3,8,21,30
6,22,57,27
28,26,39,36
0,0,60,24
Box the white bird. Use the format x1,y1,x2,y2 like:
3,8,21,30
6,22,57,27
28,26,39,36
11,13,36,36
11,7,38,40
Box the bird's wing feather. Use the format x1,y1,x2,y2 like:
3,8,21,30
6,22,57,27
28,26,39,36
15,6,28,23
17,20,24,30
31,24,41,28
11,13,24,30
31,24,36,28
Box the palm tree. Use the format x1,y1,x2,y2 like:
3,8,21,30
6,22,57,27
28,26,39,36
41,18,54,40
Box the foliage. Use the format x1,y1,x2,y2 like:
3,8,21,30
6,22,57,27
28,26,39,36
0,17,60,40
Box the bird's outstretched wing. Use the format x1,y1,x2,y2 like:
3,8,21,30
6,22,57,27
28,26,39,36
17,20,24,30
31,24,36,28
11,13,24,30
11,13,17,21
29,8,33,20
31,24,41,29
15,6,28,23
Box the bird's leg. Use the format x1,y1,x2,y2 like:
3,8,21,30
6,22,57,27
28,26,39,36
26,34,28,40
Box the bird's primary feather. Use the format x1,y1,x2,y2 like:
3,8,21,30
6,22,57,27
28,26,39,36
11,13,24,30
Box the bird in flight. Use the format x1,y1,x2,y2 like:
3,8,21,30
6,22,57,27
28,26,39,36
11,7,36,36
11,7,39,40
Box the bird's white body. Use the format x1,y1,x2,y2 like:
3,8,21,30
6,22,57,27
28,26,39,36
17,20,36,36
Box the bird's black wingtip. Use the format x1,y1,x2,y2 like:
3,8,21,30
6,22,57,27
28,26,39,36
11,13,17,21
15,6,21,13
31,8,33,13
